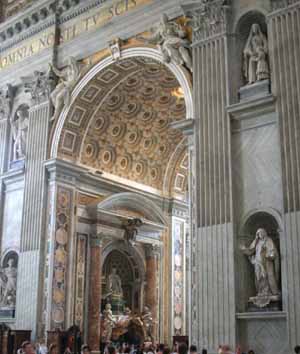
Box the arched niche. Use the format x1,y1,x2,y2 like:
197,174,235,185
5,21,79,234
234,10,269,96
101,241,146,313
236,210,282,312
1,249,18,268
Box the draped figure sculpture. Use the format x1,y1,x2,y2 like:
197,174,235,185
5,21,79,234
102,303,115,343
243,23,270,84
107,267,123,297
10,107,29,161
0,258,18,307
138,14,192,72
50,57,80,121
241,228,280,307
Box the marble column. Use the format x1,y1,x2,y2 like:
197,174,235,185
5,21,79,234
268,2,300,349
15,96,51,338
183,2,235,351
145,244,160,341
88,236,102,352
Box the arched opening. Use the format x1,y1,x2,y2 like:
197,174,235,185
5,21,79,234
49,47,192,344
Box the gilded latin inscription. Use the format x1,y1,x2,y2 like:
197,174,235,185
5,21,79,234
0,0,151,71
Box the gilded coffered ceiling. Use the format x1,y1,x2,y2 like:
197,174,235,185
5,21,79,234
58,56,188,196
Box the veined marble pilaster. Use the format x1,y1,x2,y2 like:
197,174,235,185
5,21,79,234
183,1,235,351
268,2,300,348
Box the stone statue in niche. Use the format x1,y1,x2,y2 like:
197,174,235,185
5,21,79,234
0,84,14,120
10,106,29,161
102,303,115,343
243,23,270,85
240,228,281,308
141,305,153,341
0,258,18,307
107,267,123,297
138,14,192,72
49,57,81,121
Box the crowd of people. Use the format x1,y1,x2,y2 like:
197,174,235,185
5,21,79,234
15,340,300,354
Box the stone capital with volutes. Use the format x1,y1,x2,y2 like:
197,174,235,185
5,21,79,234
182,0,231,44
145,243,162,259
270,0,300,12
21,70,55,107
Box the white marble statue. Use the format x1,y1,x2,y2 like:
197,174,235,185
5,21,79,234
10,107,29,161
240,228,280,307
138,14,192,72
49,57,80,121
243,23,270,84
141,305,153,341
0,258,18,307
107,267,123,297
0,85,13,120
103,303,115,343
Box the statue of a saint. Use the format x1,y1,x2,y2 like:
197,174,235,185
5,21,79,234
102,303,115,343
0,85,13,120
107,268,123,297
240,228,280,307
243,23,270,84
10,107,29,161
138,14,192,72
49,57,80,121
141,306,153,341
0,258,18,307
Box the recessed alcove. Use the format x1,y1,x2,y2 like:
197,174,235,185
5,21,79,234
236,211,282,313
234,11,269,101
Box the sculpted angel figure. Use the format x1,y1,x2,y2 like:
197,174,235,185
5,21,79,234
243,23,270,84
49,57,80,121
10,107,29,161
138,14,192,71
240,228,280,306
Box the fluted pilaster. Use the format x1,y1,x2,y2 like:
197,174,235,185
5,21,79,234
16,100,51,338
185,1,236,351
268,2,300,348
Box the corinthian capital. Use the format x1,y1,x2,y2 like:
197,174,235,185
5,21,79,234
21,70,54,105
270,0,299,11
0,84,14,120
182,0,230,42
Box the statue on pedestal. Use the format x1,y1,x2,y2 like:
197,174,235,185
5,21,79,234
243,23,270,84
240,228,281,308
107,267,123,297
0,258,18,308
138,14,192,72
10,107,29,161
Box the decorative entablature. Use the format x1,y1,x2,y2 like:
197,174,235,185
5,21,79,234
270,0,300,11
0,0,108,51
0,0,56,50
182,0,231,44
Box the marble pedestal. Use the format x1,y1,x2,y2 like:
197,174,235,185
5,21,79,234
239,80,270,102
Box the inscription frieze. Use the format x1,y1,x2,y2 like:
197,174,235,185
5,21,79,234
0,0,152,71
